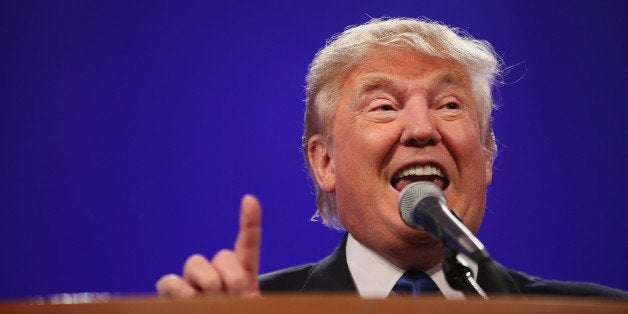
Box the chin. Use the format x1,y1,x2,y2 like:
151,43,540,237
390,224,439,248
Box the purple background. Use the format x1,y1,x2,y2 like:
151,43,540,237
1,1,626,300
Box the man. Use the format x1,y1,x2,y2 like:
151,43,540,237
156,17,626,299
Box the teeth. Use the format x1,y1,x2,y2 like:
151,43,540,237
393,164,443,180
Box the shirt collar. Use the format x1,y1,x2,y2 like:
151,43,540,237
345,234,477,299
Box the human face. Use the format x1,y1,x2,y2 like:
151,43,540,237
308,49,493,268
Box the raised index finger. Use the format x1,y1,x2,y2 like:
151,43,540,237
234,194,262,277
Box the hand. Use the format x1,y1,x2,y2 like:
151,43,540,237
156,194,262,297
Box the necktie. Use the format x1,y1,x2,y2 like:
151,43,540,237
392,270,440,296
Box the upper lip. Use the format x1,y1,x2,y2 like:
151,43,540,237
390,161,450,189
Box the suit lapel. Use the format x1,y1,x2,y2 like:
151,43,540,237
298,233,523,295
476,260,522,295
301,233,357,292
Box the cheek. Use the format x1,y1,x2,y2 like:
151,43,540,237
335,125,396,171
447,125,486,170
357,125,400,162
465,206,485,235
443,124,488,233
332,128,398,225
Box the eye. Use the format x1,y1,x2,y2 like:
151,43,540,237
365,99,398,112
436,100,465,120
363,98,399,122
444,102,460,110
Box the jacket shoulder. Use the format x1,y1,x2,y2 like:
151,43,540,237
507,269,628,299
258,234,355,293
259,263,317,292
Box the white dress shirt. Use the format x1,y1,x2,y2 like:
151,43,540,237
346,234,478,299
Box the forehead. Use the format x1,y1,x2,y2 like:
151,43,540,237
342,48,472,93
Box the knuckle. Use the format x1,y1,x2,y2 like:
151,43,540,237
196,275,222,292
182,253,225,293
184,254,208,268
183,254,209,279
155,274,176,293
210,250,251,295
212,249,235,261
157,273,178,283
156,274,194,298
222,270,249,294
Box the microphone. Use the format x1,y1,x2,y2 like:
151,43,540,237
398,182,513,295
398,182,490,263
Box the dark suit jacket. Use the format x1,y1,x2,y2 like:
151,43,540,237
259,235,627,298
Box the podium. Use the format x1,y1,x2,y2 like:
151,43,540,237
1,294,626,314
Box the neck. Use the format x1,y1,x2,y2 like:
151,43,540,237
352,231,445,271
384,241,445,271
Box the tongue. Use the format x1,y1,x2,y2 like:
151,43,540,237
393,175,445,191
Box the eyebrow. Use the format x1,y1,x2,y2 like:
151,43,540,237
355,74,397,95
354,70,469,95
437,71,469,86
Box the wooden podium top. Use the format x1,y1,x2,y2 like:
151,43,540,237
1,294,626,314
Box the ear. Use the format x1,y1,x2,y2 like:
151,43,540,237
483,148,493,186
307,134,335,192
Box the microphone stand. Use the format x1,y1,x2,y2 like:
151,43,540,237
442,245,488,300
442,208,513,298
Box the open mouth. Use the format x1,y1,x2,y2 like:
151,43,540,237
390,164,449,192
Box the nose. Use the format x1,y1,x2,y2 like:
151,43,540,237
399,102,441,147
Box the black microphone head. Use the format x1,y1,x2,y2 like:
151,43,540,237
398,182,446,230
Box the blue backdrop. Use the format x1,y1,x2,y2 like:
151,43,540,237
1,1,626,300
